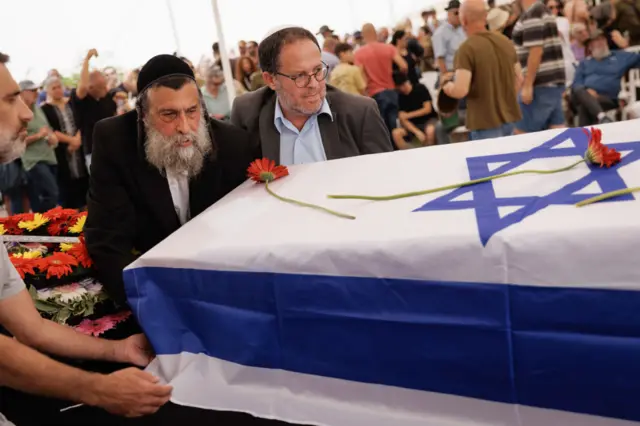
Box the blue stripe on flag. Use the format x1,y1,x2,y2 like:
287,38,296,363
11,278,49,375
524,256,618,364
124,267,640,422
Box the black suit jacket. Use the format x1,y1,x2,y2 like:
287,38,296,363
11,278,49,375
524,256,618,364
85,110,257,305
230,85,393,165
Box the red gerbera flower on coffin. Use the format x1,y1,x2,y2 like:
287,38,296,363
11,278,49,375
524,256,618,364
34,252,79,279
583,127,621,168
10,256,37,279
246,158,355,219
66,237,93,268
247,158,289,183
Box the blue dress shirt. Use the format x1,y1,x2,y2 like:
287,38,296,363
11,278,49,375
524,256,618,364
274,98,332,166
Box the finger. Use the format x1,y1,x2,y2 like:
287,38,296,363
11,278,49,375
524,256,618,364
137,405,163,416
141,395,172,407
147,384,173,398
130,368,160,383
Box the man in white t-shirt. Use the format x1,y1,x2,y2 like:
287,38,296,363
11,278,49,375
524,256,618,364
0,52,172,423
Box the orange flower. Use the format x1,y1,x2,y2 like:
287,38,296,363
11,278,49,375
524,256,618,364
247,158,289,183
66,237,93,268
10,256,37,279
35,252,78,279
584,127,621,168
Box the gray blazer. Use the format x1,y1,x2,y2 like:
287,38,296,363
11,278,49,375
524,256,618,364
230,85,393,164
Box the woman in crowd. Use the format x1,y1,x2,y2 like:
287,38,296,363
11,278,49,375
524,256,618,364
391,30,421,85
40,77,88,209
234,56,257,92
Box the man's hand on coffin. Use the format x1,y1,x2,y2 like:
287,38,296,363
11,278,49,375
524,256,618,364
114,334,155,367
89,367,172,417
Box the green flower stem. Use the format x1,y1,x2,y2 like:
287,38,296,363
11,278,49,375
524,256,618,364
265,182,356,220
328,159,587,201
576,186,640,207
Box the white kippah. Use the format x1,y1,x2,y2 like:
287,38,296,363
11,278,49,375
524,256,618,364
262,25,304,40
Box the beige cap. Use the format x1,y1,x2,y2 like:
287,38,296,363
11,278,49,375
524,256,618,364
487,8,509,31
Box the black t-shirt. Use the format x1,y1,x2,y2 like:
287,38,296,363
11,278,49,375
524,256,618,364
399,83,437,126
393,52,420,85
69,89,117,156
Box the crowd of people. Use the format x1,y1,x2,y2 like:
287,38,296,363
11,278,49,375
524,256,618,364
0,0,640,424
2,0,640,218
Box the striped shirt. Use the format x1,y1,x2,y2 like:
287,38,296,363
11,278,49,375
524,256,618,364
512,1,566,87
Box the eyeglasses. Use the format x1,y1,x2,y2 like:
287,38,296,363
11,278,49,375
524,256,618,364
275,63,329,88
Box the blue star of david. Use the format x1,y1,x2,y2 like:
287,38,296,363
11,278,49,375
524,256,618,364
415,128,640,246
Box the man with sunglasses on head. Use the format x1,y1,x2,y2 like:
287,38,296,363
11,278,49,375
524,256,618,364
231,26,392,166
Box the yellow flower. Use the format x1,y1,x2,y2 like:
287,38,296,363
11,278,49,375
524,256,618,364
12,251,42,259
0,224,5,235
69,215,86,234
18,213,50,232
60,243,74,252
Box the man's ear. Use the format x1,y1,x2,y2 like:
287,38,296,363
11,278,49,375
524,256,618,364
263,72,277,91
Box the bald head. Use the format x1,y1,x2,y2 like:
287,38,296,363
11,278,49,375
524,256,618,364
460,0,488,28
362,23,377,42
88,70,108,99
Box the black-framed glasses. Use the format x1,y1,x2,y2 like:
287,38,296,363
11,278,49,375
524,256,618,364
275,63,329,88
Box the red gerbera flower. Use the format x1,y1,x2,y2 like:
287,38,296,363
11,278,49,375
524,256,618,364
9,256,37,279
43,206,78,222
245,157,355,220
0,218,22,235
34,252,78,279
47,220,70,236
247,158,289,183
11,213,35,223
584,127,621,168
66,237,93,268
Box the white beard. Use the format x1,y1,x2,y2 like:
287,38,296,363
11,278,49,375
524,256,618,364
0,127,26,164
144,112,212,178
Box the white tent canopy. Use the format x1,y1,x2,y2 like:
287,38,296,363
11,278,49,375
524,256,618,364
1,0,444,85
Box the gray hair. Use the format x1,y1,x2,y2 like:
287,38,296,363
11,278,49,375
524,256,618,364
206,66,224,81
44,76,62,90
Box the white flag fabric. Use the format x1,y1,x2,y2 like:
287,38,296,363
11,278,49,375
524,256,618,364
125,122,640,426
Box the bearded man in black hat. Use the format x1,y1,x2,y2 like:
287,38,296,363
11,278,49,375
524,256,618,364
85,54,257,306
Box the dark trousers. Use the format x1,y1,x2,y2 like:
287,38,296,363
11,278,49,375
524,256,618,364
373,89,399,141
27,162,59,213
570,86,617,127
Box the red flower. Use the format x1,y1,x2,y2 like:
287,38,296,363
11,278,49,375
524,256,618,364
584,127,621,168
47,220,70,236
0,218,22,235
11,213,35,223
35,252,78,279
66,237,93,268
247,158,289,183
10,256,37,279
43,207,78,222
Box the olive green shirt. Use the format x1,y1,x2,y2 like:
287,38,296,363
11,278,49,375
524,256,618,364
22,106,57,171
454,31,522,131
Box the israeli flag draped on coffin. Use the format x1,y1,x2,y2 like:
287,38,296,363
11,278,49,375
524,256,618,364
124,121,640,426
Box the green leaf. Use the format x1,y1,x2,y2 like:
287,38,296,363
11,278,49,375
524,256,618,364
54,308,71,325
28,285,37,300
34,300,61,314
